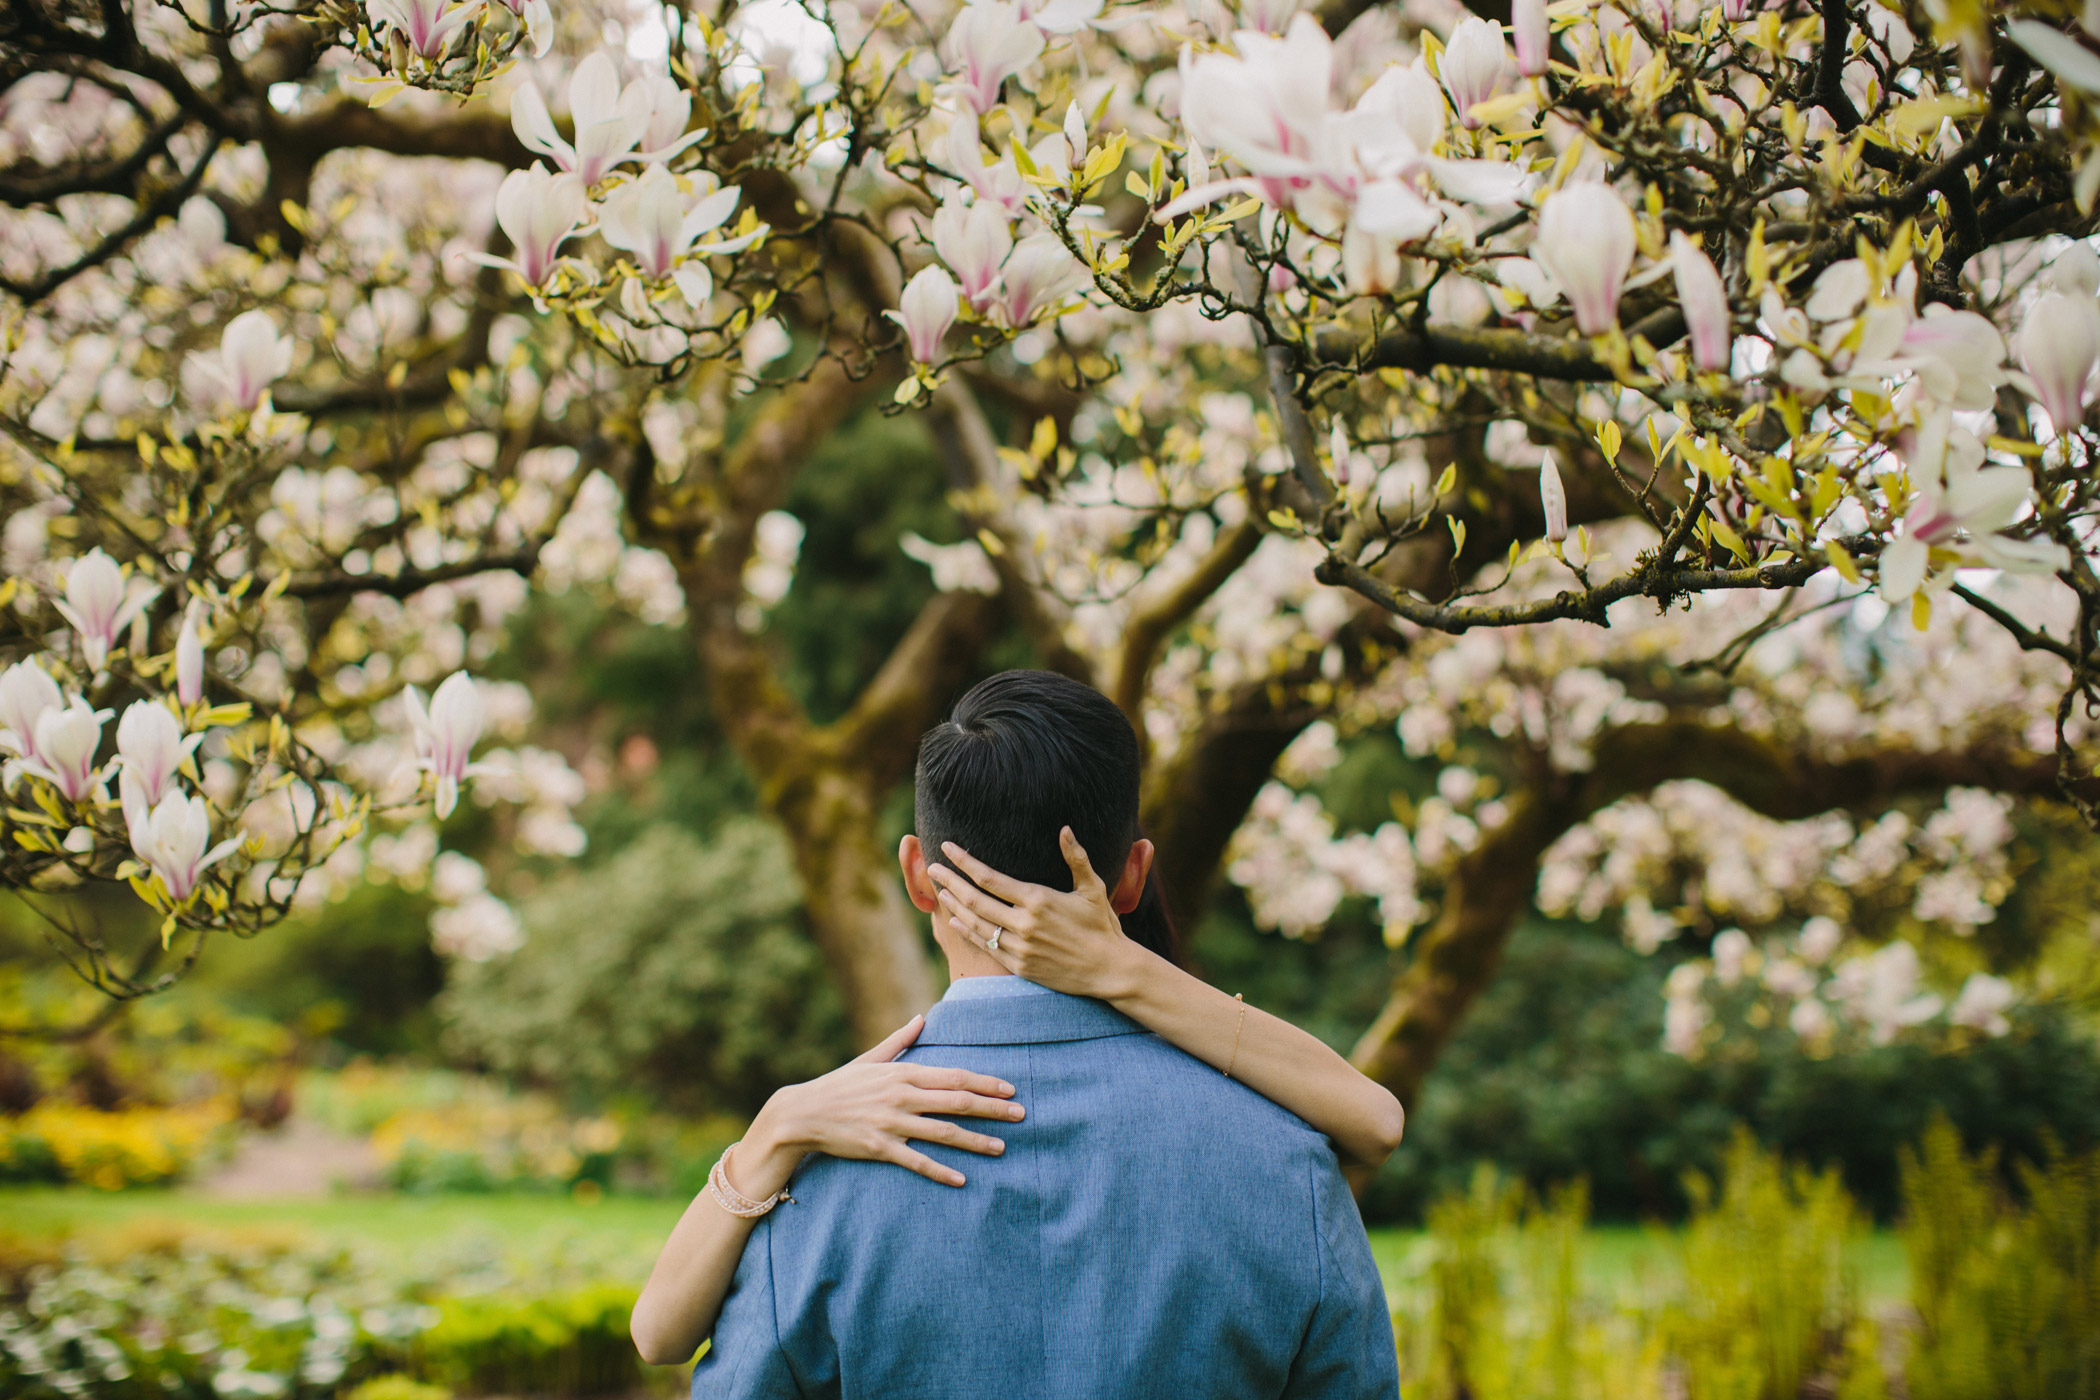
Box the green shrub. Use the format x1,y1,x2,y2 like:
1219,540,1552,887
408,1285,643,1398
439,820,850,1118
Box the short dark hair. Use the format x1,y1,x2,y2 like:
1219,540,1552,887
916,670,1141,895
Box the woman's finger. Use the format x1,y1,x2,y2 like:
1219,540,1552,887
904,1064,1015,1098
852,1014,925,1064
937,842,1038,904
927,863,1021,925
937,891,1024,973
885,1142,967,1187
905,1087,1026,1121
1059,826,1105,896
906,1117,1009,1156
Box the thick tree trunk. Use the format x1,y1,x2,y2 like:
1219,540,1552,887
776,765,942,1045
1347,792,1570,1108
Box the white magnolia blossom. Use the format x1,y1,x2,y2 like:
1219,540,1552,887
368,0,479,60
470,164,590,290
900,531,1001,594
942,3,1046,117
115,700,197,811
182,309,294,413
1531,182,1635,335
1512,0,1548,78
1877,456,2068,604
933,195,1015,312
599,165,758,305
24,698,111,803
890,265,960,364
2016,291,2099,438
54,547,157,672
1168,15,1525,259
125,789,242,902
1440,16,1511,127
404,671,490,819
511,52,705,186
0,658,64,775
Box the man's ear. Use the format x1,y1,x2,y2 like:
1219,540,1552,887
899,834,939,913
1109,839,1155,915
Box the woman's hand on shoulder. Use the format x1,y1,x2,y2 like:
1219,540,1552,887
927,828,1149,1001
742,1015,1025,1191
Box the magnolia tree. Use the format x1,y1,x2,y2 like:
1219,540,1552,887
3,0,2099,1099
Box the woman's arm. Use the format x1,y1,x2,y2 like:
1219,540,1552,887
928,831,1405,1168
630,1017,1025,1365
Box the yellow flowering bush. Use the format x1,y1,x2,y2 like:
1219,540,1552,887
0,1099,235,1190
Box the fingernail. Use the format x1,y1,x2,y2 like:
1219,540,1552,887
1009,1106,1025,1120
997,1082,1014,1095
992,1142,1006,1154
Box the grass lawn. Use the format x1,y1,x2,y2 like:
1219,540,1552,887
0,1188,1909,1304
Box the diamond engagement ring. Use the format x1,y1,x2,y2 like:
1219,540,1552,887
986,929,1002,952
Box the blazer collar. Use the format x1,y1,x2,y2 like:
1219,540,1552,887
917,987,1147,1046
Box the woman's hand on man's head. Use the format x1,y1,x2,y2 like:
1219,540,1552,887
927,828,1152,1002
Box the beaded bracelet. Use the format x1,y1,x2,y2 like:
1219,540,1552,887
707,1141,792,1219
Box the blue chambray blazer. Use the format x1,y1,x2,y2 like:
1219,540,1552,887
689,977,1399,1400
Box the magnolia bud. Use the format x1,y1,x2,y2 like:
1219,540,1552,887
1539,450,1568,543
1513,0,1549,78
1669,231,1732,373
176,604,206,707
1064,100,1088,165
887,265,960,365
2018,292,2100,440
1329,419,1351,489
1534,183,1636,336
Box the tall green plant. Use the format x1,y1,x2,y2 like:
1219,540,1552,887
1425,1165,1521,1400
1903,1117,2100,1400
1667,1132,1860,1400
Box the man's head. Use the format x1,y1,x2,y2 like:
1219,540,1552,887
898,670,1157,969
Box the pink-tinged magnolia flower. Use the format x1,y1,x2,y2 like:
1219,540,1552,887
1166,20,1523,240
116,700,199,811
176,605,205,707
493,0,552,57
2017,291,2099,439
1532,182,1636,335
889,265,960,363
599,165,757,305
183,309,294,413
1015,0,1106,35
1669,231,1731,372
24,698,111,803
1538,450,1568,542
942,2,1046,117
628,74,707,163
933,196,1014,311
1878,463,2067,602
996,235,1082,327
369,0,481,60
1440,17,1511,128
405,671,489,820
54,548,158,673
468,164,589,290
1897,309,2008,412
946,120,1030,216
1721,0,1758,18
511,53,694,187
125,789,243,903
1512,0,1549,77
0,659,63,769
